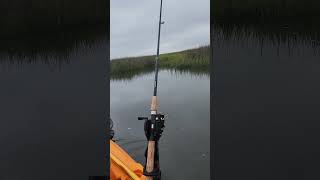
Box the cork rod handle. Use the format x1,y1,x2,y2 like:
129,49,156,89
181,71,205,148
146,140,156,180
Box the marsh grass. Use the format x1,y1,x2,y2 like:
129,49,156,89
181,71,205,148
0,0,107,38
213,0,320,27
213,0,320,17
110,46,210,80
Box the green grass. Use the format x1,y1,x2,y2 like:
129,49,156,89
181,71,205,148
110,45,210,80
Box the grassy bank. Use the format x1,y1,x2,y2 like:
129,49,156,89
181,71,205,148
111,46,210,80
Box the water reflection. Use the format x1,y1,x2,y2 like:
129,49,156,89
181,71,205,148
0,26,107,71
213,24,320,57
213,17,320,180
0,27,108,180
111,70,210,180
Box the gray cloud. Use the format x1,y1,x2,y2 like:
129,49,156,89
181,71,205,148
111,0,209,59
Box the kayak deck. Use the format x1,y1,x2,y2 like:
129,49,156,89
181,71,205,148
110,140,146,180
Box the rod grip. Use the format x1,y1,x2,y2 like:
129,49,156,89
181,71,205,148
151,96,158,111
146,140,156,179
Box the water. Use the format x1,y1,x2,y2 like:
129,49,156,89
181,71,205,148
0,28,107,180
213,22,320,180
111,70,210,179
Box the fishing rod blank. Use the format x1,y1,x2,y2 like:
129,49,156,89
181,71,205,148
138,0,166,179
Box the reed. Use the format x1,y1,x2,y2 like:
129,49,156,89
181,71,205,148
213,0,320,17
213,0,320,26
0,0,108,39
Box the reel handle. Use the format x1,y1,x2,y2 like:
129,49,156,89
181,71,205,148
138,117,149,120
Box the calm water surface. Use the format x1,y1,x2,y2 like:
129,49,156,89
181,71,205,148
111,70,210,180
213,23,320,180
0,28,107,180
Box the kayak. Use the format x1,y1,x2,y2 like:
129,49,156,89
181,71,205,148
110,140,146,180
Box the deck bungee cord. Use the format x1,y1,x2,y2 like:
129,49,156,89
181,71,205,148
137,0,166,179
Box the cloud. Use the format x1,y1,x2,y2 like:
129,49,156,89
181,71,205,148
111,0,210,59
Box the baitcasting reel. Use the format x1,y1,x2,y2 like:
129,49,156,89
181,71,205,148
138,113,166,179
138,113,166,141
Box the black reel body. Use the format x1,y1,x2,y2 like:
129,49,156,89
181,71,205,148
138,113,165,141
145,113,165,141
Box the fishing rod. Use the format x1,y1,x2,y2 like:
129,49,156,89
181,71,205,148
138,0,166,179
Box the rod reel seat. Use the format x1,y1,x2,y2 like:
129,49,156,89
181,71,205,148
138,113,166,179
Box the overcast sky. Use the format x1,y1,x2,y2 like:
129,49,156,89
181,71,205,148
110,0,210,59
